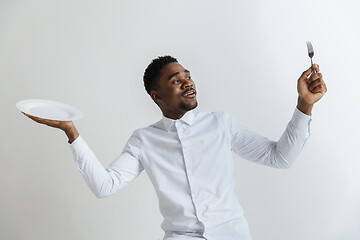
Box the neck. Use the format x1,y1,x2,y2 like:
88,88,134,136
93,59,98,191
163,113,185,120
162,110,187,120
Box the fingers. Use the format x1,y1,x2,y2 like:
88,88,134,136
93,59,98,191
23,112,43,123
299,67,313,82
22,112,59,126
308,72,322,84
307,64,324,88
308,73,327,94
298,63,327,99
302,63,322,85
309,79,326,93
299,64,320,82
313,63,320,73
311,85,326,93
22,112,39,122
21,112,74,131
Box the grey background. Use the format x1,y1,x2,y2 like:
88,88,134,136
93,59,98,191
1,0,359,239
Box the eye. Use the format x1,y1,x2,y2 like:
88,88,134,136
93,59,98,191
186,76,191,80
172,79,180,84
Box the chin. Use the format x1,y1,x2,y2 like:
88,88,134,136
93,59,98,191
181,100,198,111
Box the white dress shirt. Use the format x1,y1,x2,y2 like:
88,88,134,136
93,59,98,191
70,108,311,240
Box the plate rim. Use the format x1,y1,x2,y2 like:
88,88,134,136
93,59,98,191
16,98,83,121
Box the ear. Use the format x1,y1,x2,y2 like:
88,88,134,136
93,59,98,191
150,90,161,103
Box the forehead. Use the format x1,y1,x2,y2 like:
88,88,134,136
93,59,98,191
160,62,187,77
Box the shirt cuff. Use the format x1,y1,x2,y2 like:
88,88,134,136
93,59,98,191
291,107,312,132
69,135,90,161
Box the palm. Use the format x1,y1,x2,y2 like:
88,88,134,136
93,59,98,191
23,113,73,131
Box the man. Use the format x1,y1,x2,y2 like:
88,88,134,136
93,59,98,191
24,55,327,240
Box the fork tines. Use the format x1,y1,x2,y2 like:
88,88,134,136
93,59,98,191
306,41,314,58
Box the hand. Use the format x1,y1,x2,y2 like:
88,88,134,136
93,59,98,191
22,112,73,130
22,112,79,143
296,64,327,115
297,64,327,105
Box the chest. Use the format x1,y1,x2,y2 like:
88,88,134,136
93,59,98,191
139,121,233,180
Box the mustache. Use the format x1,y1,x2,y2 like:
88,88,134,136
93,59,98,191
182,88,196,96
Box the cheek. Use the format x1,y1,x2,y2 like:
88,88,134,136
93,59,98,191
166,87,182,98
161,88,181,103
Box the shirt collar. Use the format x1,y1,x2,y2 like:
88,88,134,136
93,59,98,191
161,109,195,132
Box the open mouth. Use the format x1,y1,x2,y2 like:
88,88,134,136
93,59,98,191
182,90,196,98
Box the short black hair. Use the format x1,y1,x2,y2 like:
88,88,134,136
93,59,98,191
143,55,178,95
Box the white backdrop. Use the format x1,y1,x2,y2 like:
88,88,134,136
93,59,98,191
1,0,359,239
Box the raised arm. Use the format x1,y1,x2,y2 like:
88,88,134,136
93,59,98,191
230,64,327,168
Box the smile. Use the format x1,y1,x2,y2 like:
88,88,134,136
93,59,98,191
182,90,196,98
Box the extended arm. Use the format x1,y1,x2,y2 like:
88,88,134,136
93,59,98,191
70,134,144,198
22,113,144,198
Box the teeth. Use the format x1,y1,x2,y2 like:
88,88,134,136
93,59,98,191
184,91,195,96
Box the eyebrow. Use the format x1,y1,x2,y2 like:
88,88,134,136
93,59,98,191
168,69,190,81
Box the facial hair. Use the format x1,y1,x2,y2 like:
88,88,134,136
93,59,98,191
179,99,198,112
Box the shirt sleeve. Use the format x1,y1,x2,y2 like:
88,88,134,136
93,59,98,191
69,133,144,198
228,107,311,168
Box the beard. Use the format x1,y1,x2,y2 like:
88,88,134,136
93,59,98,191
179,99,198,112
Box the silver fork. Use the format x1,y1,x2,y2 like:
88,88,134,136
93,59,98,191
306,41,316,74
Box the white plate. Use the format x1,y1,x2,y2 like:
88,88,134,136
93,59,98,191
16,99,83,121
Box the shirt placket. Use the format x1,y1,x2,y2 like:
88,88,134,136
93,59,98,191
175,121,207,228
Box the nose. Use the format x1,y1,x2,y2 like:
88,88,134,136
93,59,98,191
181,78,193,89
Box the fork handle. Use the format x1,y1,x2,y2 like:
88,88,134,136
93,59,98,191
311,58,316,74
